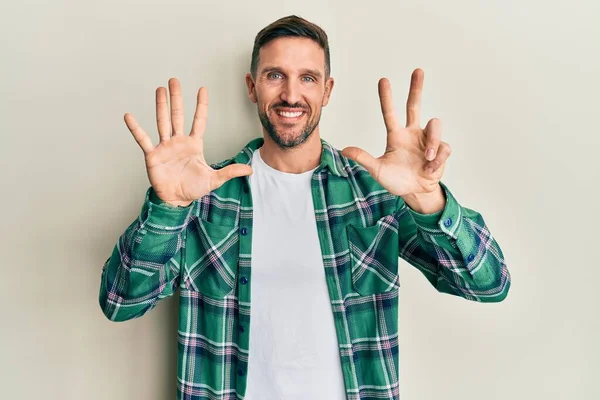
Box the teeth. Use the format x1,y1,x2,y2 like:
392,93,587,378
278,111,303,117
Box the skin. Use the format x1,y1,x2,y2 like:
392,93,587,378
245,37,334,174
123,37,450,213
342,69,450,214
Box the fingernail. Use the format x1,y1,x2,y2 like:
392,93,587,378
426,149,435,160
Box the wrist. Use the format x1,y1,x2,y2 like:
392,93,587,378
149,188,193,208
402,184,445,214
165,200,193,208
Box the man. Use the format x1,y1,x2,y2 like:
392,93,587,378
99,15,511,400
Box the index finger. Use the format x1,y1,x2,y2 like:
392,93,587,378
378,78,400,133
190,87,208,138
156,87,171,142
406,68,424,127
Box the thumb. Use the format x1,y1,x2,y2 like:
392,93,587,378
341,146,380,176
212,164,253,190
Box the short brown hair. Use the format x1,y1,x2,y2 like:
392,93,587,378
250,15,331,78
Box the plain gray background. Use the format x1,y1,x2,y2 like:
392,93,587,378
1,0,599,399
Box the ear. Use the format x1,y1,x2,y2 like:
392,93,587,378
245,73,257,103
322,76,335,107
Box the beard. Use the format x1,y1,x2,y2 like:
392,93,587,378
258,102,321,149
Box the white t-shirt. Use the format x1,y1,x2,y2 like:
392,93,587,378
244,148,347,400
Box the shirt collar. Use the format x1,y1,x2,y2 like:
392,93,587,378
218,137,349,178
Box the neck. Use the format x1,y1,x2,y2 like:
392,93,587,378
259,128,322,174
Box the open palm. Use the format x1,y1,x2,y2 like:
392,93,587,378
342,69,451,197
124,78,253,207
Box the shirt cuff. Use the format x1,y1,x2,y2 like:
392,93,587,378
405,181,462,239
139,187,194,232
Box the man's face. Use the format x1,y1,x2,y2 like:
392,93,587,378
245,37,334,149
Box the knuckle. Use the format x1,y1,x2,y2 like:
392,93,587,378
428,118,442,131
443,142,452,155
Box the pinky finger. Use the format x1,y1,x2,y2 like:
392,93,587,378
124,113,154,154
425,142,451,174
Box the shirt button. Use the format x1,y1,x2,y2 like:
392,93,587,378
240,227,248,235
468,254,475,262
240,277,248,285
243,186,249,194
239,325,245,333
444,218,453,227
237,368,244,376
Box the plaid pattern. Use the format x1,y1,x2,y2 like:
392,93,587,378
99,137,511,399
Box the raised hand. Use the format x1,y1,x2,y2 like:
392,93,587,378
342,69,451,198
124,78,253,207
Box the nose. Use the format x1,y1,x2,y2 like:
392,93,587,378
280,79,301,105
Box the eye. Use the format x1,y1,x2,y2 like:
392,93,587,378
302,76,316,83
268,72,283,80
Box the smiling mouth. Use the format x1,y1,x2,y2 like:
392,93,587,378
274,109,306,122
278,110,304,117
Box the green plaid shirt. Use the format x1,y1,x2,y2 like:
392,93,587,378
99,137,511,400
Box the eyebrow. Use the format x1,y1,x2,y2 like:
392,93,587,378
261,66,323,79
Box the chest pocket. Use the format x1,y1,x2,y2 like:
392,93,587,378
346,214,400,296
182,218,239,299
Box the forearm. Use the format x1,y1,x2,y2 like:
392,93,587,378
398,182,511,302
99,187,192,321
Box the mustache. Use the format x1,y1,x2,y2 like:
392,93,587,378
271,101,309,111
